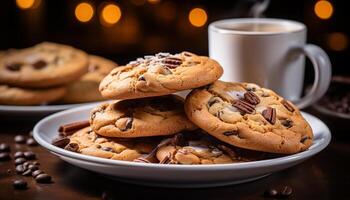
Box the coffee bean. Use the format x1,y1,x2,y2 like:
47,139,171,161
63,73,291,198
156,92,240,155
14,157,27,165
0,152,11,161
13,179,27,190
52,137,70,148
264,188,279,197
0,143,10,152
32,170,44,178
26,138,38,146
32,161,40,166
14,135,26,144
23,161,30,168
15,165,27,174
14,151,25,158
22,169,32,176
280,186,293,197
23,151,36,160
35,173,52,183
28,164,38,171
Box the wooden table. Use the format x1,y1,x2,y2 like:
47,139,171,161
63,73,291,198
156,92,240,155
0,113,349,200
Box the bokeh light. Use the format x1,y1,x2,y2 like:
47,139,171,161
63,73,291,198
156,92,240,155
188,8,207,27
16,0,37,9
131,0,146,6
100,4,122,26
75,2,94,23
327,32,348,51
314,0,333,20
148,0,161,4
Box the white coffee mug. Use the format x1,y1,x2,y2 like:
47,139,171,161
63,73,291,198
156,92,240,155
208,18,331,108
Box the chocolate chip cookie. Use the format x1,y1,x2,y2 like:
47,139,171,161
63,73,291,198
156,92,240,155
99,52,223,100
0,85,66,105
90,95,197,138
67,127,159,161
185,81,313,154
0,42,88,88
61,55,117,103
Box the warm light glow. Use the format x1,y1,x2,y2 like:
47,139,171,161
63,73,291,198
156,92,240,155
148,0,161,4
327,32,348,51
100,4,122,26
75,2,94,23
16,0,35,9
188,8,207,27
131,0,146,6
314,0,333,20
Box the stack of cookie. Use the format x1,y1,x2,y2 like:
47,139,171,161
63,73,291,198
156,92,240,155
0,42,117,105
54,52,313,165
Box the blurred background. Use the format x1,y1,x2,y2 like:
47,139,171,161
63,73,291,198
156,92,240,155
0,0,348,79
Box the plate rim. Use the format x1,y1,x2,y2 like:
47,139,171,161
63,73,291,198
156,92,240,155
33,104,332,170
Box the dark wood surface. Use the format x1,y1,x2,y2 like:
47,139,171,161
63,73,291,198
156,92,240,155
0,112,349,200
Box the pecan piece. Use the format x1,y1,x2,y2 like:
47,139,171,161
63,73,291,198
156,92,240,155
232,100,255,114
244,91,260,105
262,107,276,124
161,57,182,68
281,100,295,112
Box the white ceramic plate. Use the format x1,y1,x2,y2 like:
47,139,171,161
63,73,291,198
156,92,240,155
33,104,331,188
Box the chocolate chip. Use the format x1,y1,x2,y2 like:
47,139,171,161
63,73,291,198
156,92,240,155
13,179,27,190
207,97,220,107
101,146,114,152
138,76,146,81
22,169,32,176
23,151,36,160
124,117,133,131
64,143,79,152
281,119,293,128
217,145,237,159
0,143,10,152
262,107,276,124
14,157,26,165
32,169,44,178
281,100,295,112
26,138,38,146
52,137,70,148
264,188,279,198
6,63,22,71
14,151,24,158
0,152,11,161
244,91,260,105
300,136,310,143
280,186,293,197
15,165,27,174
35,173,52,183
223,130,239,136
171,133,187,146
32,60,47,69
232,100,255,114
14,135,26,144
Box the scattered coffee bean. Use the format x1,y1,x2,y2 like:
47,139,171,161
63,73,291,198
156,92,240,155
264,188,279,198
23,161,30,168
14,157,27,165
32,161,40,166
26,138,38,146
280,186,293,197
28,164,39,171
14,135,26,144
14,151,25,158
22,169,32,176
13,179,27,190
52,137,70,148
32,170,44,178
15,165,27,174
0,143,10,152
35,173,52,183
23,151,36,160
0,152,11,161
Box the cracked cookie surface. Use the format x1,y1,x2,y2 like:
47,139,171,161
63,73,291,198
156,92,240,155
67,127,159,161
99,52,223,100
90,95,197,138
0,84,66,105
61,55,117,103
0,42,88,88
185,81,313,154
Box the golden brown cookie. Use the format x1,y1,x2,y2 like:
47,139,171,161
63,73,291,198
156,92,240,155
61,55,117,103
0,85,66,105
90,95,196,138
99,52,223,100
66,127,159,161
0,42,88,88
185,81,313,154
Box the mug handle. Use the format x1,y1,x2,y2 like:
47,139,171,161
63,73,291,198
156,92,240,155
292,44,332,109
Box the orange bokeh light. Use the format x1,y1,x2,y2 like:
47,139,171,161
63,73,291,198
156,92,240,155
100,4,122,26
327,32,348,51
188,8,207,27
314,0,333,20
75,2,94,23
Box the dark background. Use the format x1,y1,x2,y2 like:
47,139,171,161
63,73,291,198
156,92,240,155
0,0,348,79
